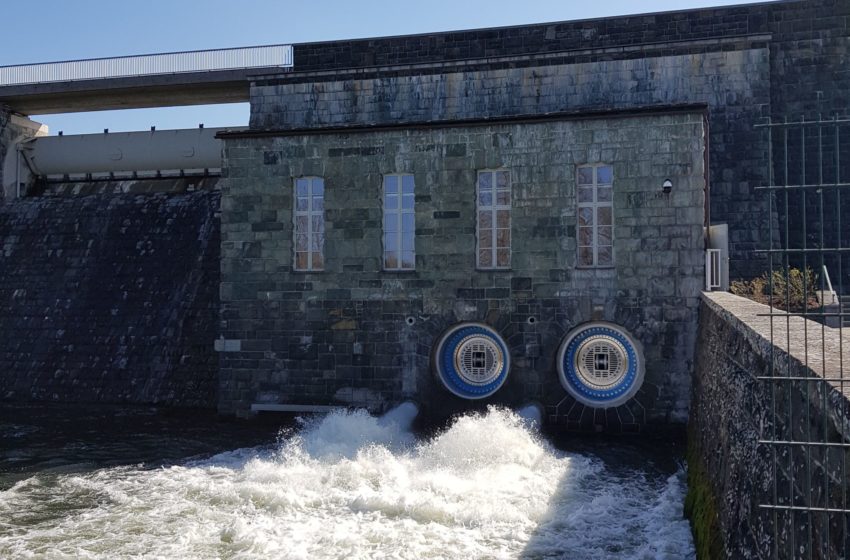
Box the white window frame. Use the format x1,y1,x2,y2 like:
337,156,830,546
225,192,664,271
382,173,416,271
476,169,511,270
293,176,324,272
576,164,614,268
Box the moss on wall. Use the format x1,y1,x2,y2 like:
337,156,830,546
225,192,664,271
684,425,723,560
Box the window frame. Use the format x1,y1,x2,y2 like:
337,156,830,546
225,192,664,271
476,169,511,270
576,163,614,268
293,176,325,272
382,173,416,271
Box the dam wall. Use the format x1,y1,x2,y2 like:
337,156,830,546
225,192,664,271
0,181,220,408
689,292,850,558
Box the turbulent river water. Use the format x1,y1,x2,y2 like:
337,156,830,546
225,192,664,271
0,404,695,559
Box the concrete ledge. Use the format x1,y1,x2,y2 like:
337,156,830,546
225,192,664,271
250,403,344,413
701,291,850,397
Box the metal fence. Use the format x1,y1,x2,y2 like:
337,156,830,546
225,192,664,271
756,115,850,559
0,45,293,86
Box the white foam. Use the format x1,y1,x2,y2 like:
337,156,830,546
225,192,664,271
0,407,695,559
516,403,543,429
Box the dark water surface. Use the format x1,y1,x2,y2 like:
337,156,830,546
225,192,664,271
0,404,284,490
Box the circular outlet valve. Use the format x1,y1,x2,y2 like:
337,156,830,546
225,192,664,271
433,322,510,399
557,322,644,408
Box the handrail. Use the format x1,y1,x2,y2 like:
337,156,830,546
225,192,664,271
822,264,835,296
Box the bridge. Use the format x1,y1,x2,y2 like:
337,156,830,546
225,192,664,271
0,45,292,114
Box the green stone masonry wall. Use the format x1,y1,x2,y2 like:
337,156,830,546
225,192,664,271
220,111,706,429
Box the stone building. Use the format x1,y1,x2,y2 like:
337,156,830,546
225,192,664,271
216,0,848,430
219,111,706,428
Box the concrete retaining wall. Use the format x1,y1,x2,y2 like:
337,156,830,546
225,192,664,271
690,292,850,558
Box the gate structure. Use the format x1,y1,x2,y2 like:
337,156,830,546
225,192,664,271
757,115,850,559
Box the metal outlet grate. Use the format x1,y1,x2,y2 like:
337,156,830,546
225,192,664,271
454,336,504,385
556,323,644,408
576,337,627,389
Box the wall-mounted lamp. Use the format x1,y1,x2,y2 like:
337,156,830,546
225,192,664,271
662,179,673,195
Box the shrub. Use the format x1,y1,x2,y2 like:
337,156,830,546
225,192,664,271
730,267,819,312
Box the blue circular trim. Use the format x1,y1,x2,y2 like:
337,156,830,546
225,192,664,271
436,325,510,399
560,325,639,405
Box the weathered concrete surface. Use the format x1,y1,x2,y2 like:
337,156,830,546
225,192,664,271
0,185,220,407
690,292,850,558
220,111,705,429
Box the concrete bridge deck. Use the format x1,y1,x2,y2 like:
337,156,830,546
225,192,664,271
0,45,292,114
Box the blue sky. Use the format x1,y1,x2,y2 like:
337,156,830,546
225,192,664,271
4,0,769,134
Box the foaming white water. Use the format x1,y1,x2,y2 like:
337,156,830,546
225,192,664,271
0,407,694,559
516,402,543,429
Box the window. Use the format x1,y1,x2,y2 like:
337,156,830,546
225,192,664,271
383,174,415,270
577,164,614,267
294,177,324,271
477,170,511,269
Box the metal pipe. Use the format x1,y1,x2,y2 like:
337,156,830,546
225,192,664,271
26,127,237,176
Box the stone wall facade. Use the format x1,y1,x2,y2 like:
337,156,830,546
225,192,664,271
690,292,850,558
250,0,849,281
251,46,768,279
0,183,220,408
219,111,705,428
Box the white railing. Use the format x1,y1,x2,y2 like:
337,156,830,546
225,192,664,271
0,45,293,86
822,264,835,296
706,249,721,291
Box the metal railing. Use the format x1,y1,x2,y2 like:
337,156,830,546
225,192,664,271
705,248,721,290
823,264,836,297
0,45,293,86
755,114,850,559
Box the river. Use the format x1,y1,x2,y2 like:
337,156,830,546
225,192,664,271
0,404,695,559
